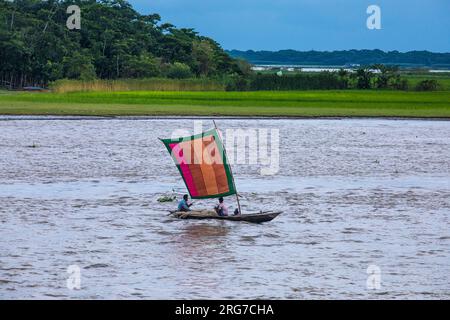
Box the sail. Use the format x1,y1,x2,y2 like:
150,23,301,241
160,128,236,199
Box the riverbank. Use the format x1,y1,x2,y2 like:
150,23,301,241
0,90,449,118
1,115,450,121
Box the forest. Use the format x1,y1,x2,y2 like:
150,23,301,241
0,0,245,88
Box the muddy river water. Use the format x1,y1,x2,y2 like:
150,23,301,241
0,117,449,299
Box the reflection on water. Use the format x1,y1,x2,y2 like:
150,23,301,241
169,223,233,297
180,223,230,239
0,117,449,299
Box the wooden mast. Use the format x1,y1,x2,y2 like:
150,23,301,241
213,120,242,215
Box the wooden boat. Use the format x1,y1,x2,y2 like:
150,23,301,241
160,121,282,223
170,210,282,223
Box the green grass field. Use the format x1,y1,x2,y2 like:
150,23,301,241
0,90,449,118
404,74,450,91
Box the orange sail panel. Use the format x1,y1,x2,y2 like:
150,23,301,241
160,129,236,199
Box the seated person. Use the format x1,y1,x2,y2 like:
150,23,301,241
177,194,192,212
214,197,228,216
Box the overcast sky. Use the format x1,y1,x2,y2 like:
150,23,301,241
129,0,450,52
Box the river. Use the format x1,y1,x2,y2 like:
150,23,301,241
0,117,449,299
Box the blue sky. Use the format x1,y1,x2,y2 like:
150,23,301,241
129,0,450,52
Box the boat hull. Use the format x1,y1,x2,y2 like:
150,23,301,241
170,210,282,223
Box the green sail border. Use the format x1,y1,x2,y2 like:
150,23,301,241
160,129,236,199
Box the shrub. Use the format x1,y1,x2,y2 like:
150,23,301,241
225,75,250,91
415,80,439,91
122,54,160,78
354,68,373,89
62,52,97,81
389,77,409,91
166,63,193,79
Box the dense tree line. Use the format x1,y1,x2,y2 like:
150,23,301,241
0,0,243,88
228,49,450,68
226,65,415,91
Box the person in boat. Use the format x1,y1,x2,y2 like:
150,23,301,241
214,197,228,216
178,194,192,212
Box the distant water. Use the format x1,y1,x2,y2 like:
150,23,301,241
0,117,449,299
